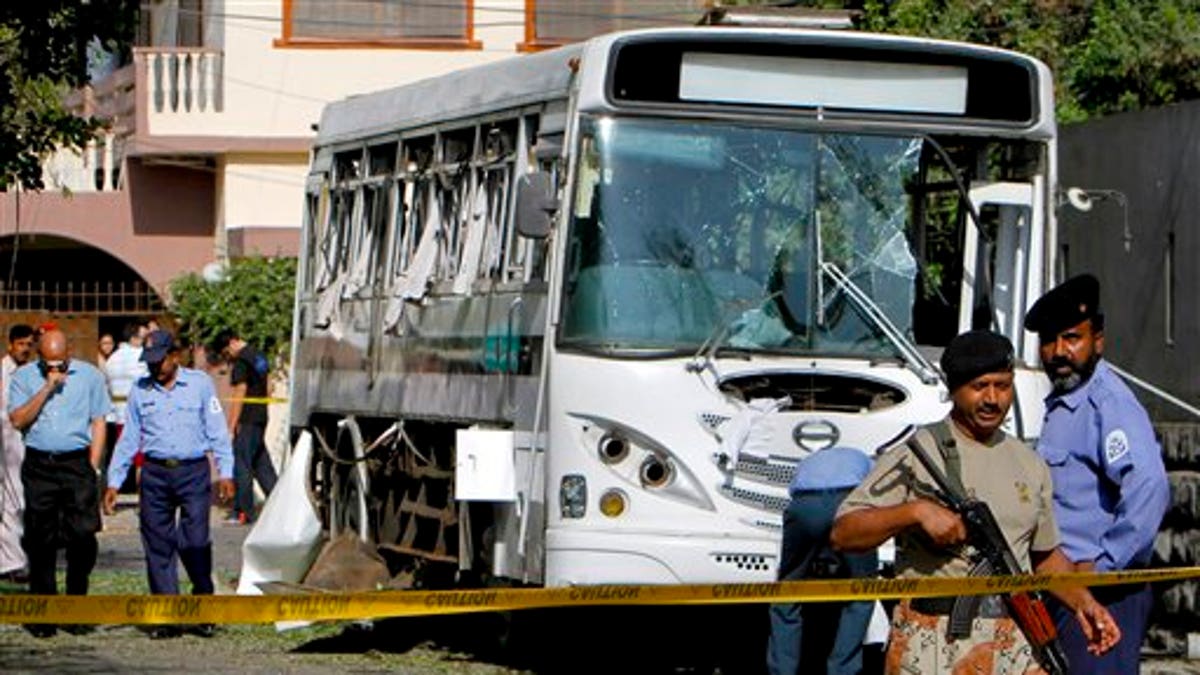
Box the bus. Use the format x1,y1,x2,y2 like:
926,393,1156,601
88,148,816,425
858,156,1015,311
289,23,1058,590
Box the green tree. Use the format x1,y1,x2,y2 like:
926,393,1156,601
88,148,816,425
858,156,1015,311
0,1,137,190
852,0,1200,122
168,257,299,365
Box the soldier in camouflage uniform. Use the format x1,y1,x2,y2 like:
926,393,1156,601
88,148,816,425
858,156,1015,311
830,330,1120,674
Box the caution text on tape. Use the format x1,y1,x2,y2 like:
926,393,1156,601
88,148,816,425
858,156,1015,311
0,566,1195,625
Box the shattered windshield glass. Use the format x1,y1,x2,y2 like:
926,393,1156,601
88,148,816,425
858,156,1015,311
560,115,921,359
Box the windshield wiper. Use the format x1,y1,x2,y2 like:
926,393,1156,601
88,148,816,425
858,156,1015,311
686,291,782,376
821,261,941,385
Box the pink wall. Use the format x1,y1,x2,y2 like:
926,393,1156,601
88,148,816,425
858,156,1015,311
0,159,217,296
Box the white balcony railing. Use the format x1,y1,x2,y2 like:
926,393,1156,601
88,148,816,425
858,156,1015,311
137,47,224,115
42,131,127,193
47,66,136,193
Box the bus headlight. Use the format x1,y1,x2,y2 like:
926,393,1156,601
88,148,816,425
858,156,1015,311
599,489,627,518
639,455,673,488
560,474,587,518
571,413,715,512
598,432,629,464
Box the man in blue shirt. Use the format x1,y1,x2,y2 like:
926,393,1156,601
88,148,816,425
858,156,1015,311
767,445,876,675
7,328,111,637
103,330,234,639
1025,273,1169,673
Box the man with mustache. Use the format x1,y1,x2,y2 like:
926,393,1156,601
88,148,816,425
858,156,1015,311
1024,273,1169,673
0,324,34,584
832,330,1119,673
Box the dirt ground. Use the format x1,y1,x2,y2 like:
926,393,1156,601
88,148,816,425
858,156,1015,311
0,495,526,674
1,495,1199,674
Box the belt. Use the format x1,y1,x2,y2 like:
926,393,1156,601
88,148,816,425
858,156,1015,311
788,486,854,499
909,596,1007,619
25,447,88,461
143,455,207,469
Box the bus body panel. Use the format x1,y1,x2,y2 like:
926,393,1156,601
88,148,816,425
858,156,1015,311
287,25,1059,590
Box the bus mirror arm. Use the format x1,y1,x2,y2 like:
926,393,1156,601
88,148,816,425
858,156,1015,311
515,172,559,239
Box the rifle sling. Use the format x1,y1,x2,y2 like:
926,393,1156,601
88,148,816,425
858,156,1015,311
928,421,966,501
921,421,989,638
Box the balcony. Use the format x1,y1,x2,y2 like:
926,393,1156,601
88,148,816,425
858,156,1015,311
137,47,224,117
41,64,138,194
133,46,225,142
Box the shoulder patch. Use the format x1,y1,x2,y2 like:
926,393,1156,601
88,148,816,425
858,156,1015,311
209,396,223,414
1105,429,1130,464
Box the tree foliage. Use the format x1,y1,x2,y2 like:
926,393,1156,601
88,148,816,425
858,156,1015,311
168,257,299,365
0,1,137,190
848,0,1200,122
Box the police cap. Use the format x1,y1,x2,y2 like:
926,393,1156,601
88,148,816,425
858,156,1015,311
141,329,180,364
1023,274,1102,338
940,330,1014,391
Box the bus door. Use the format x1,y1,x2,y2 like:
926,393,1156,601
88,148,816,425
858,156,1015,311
959,179,1050,438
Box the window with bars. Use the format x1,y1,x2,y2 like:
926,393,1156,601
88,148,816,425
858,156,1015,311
524,0,708,49
280,0,474,47
138,0,206,47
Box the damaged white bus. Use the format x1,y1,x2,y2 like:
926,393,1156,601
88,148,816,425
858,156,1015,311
288,25,1058,591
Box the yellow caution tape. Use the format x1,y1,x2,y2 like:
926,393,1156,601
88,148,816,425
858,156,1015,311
0,567,1195,625
112,396,286,404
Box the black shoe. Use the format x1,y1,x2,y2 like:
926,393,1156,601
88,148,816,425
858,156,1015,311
149,625,182,639
0,568,29,584
25,624,57,638
61,624,95,636
186,623,216,638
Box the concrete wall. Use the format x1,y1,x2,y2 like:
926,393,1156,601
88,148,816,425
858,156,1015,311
1059,100,1200,422
145,0,527,139
221,153,309,232
0,159,215,295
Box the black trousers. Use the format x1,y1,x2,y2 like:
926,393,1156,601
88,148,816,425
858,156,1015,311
140,459,214,595
21,448,100,595
233,423,277,519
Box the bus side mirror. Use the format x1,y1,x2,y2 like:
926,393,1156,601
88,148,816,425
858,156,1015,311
515,172,558,239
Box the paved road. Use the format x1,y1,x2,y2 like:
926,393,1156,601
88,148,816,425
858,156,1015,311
93,494,247,587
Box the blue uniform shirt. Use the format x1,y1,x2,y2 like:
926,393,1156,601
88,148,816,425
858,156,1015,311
7,359,111,452
107,367,234,489
1037,359,1169,571
789,446,873,495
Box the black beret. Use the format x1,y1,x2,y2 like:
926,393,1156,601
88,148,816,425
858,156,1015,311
1023,274,1101,337
940,330,1015,391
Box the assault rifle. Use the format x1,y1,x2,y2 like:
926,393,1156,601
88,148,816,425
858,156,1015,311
905,429,1069,675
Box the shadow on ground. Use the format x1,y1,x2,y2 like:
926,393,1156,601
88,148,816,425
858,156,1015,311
0,634,170,674
290,604,782,674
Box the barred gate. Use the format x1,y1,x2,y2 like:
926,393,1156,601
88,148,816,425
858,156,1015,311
0,280,164,315
0,280,166,355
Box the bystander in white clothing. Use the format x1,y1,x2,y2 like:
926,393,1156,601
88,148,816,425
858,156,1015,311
1,353,27,576
105,339,147,424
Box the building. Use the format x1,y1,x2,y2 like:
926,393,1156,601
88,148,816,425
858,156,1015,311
0,0,718,340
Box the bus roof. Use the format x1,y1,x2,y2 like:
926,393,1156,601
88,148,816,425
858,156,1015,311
315,44,584,147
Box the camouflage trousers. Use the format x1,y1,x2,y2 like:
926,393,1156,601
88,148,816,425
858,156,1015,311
885,600,1046,675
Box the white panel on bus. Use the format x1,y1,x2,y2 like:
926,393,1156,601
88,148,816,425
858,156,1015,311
455,428,517,502
679,52,968,115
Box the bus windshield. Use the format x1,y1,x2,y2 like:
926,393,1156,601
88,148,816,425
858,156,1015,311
560,115,925,360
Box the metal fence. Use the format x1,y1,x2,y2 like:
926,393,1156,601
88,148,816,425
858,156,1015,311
0,280,164,314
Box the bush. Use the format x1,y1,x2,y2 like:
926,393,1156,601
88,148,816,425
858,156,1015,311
167,256,298,366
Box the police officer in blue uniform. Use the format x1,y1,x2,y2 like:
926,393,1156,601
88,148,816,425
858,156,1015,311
1025,273,1169,673
103,330,234,639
